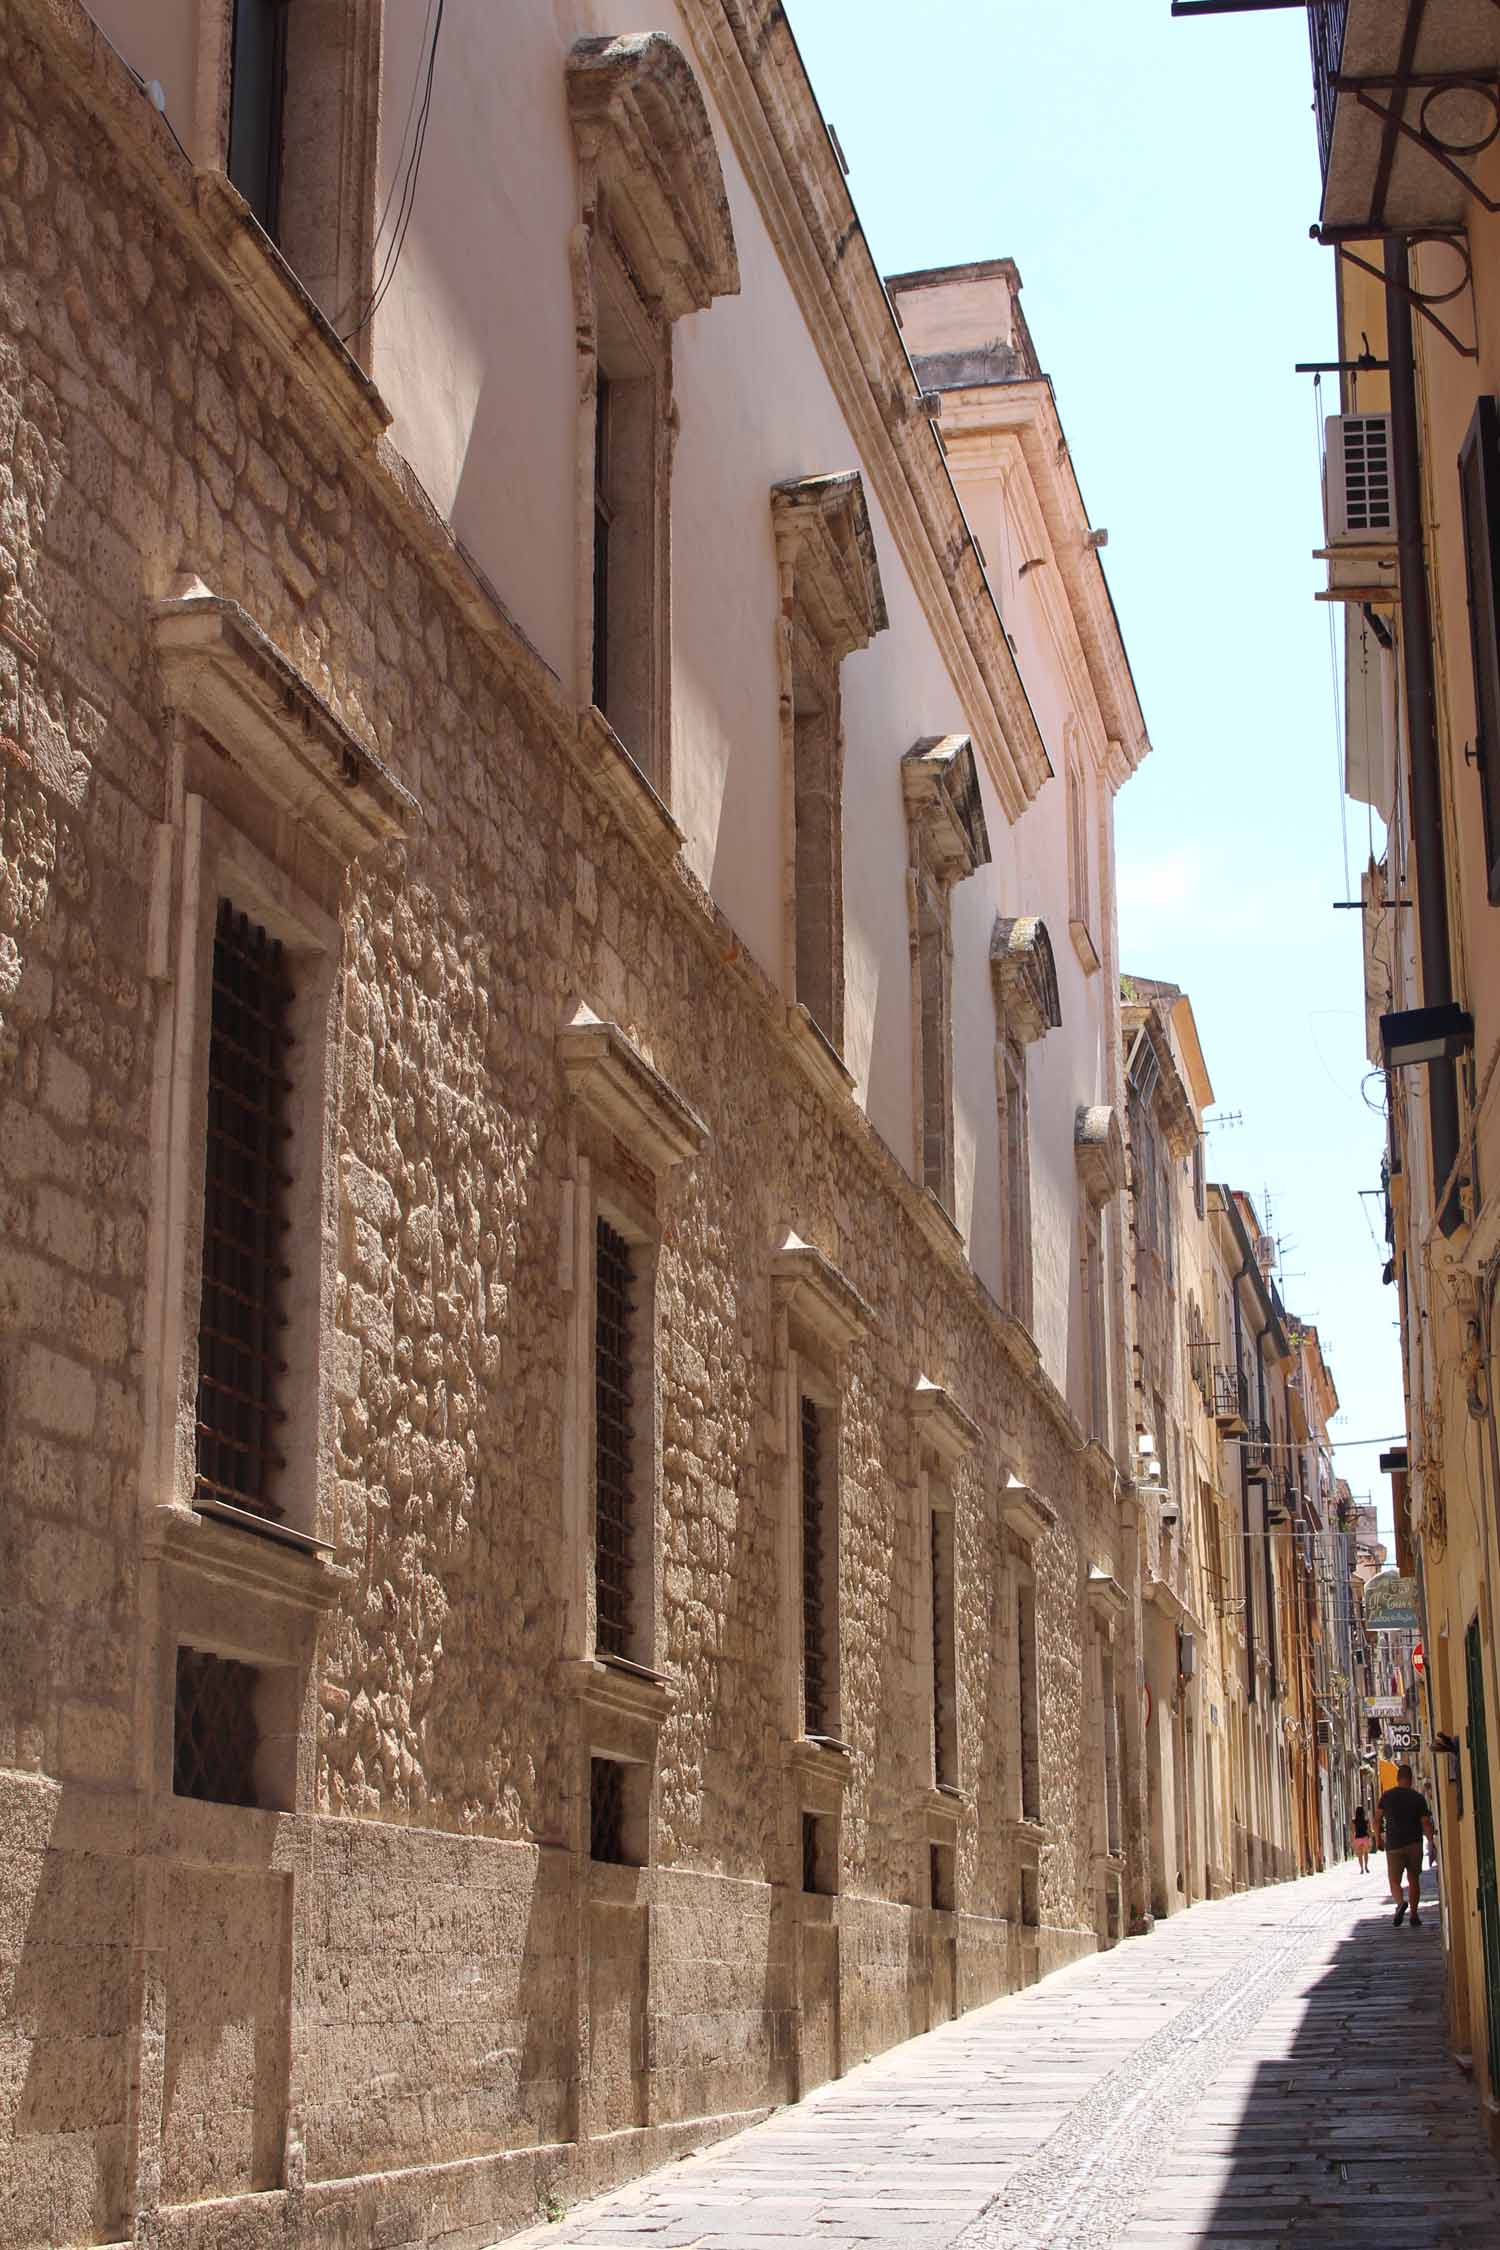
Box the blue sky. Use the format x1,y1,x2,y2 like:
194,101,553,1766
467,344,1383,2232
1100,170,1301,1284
788,0,1402,1541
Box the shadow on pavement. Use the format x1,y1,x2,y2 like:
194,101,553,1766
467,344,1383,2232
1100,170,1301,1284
1148,1871,1500,2246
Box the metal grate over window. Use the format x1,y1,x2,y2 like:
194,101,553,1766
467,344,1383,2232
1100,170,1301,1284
195,899,294,1523
932,1510,956,1788
801,1396,829,1736
590,1756,627,1864
595,1218,635,1658
173,1646,261,1806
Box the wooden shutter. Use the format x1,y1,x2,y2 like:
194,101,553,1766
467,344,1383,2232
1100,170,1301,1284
1458,396,1500,904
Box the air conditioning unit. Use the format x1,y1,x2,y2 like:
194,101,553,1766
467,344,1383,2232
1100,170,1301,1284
1325,414,1396,543
1255,1233,1276,1273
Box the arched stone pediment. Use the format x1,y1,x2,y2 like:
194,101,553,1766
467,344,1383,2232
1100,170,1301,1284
771,471,889,664
1075,1103,1125,1208
991,916,1062,1044
567,33,740,320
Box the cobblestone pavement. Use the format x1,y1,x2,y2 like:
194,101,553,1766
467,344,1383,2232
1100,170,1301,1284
506,1863,1500,2247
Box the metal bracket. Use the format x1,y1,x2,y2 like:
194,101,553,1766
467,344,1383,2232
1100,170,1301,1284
1329,235,1477,360
1341,72,1500,217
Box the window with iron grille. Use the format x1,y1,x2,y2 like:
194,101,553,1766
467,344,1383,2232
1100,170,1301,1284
800,1394,833,1736
801,1810,835,1895
594,1217,637,1659
195,899,294,1524
590,1756,629,1863
173,1645,262,1806
931,1504,957,1788
1017,1580,1041,1823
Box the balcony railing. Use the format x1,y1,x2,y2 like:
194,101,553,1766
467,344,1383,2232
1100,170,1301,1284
1214,1365,1249,1432
1242,1420,1271,1481
1310,0,1348,179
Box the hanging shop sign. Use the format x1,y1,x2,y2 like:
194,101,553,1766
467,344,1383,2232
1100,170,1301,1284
1385,1723,1419,1754
1366,1695,1407,1717
1363,1572,1422,1632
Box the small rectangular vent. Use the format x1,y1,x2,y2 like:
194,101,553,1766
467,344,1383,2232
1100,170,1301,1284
1326,414,1396,541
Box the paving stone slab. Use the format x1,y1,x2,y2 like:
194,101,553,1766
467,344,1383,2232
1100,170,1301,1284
504,1866,1497,2250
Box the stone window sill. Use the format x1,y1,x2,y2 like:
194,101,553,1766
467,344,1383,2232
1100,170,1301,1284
783,1002,857,1107
145,1503,339,1614
578,705,683,864
563,1653,673,1729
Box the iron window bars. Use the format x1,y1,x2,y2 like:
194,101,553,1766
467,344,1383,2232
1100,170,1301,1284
932,1510,956,1788
590,1755,628,1863
801,1395,830,1737
195,899,293,1523
173,1646,261,1806
595,1217,636,1658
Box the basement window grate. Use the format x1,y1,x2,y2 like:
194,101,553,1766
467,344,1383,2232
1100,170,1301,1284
195,899,293,1523
173,1646,261,1806
801,1396,829,1737
590,1756,628,1864
594,1219,636,1658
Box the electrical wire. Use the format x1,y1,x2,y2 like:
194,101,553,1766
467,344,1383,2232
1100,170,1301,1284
342,0,447,345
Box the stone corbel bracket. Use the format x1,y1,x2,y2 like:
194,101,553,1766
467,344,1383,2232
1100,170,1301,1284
1000,1475,1056,1545
1086,1567,1130,1626
567,32,741,319
1074,1104,1125,1209
771,471,889,665
901,735,991,885
770,1230,871,1352
152,588,419,855
557,1007,708,1174
991,915,1062,1044
911,1375,979,1468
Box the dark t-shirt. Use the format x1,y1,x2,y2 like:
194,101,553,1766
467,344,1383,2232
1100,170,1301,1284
1379,1786,1430,1849
1353,1809,1369,1838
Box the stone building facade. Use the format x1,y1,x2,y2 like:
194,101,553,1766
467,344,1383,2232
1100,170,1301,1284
0,4,1161,2246
1305,0,1500,2144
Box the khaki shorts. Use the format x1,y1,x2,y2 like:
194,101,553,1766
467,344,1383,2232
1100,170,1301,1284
1387,1841,1424,1881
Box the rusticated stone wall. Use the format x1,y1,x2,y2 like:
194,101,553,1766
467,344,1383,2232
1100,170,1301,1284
0,5,1128,2246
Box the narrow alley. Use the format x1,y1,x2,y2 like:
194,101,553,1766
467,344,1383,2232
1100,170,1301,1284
511,1867,1500,2249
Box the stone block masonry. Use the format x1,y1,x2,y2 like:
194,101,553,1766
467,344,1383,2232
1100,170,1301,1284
0,4,1125,2245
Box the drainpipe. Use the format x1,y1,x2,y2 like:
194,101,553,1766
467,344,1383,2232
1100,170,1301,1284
1386,236,1462,1235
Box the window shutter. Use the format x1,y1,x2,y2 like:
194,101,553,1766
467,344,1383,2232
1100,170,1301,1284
1458,396,1500,905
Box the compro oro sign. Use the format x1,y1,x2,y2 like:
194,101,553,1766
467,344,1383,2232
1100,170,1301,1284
1364,1572,1422,1632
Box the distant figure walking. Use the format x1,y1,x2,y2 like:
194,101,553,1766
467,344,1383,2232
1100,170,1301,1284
1352,1805,1371,1873
1376,1763,1436,1927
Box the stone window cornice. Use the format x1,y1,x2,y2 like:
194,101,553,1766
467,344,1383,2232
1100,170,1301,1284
152,586,418,855
771,472,889,665
901,735,991,886
1000,1477,1056,1545
567,32,741,321
557,1007,707,1175
911,1375,979,1468
991,915,1062,1045
1075,1103,1126,1210
771,1230,870,1352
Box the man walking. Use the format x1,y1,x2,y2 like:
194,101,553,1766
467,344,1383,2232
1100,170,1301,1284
1376,1762,1436,1927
